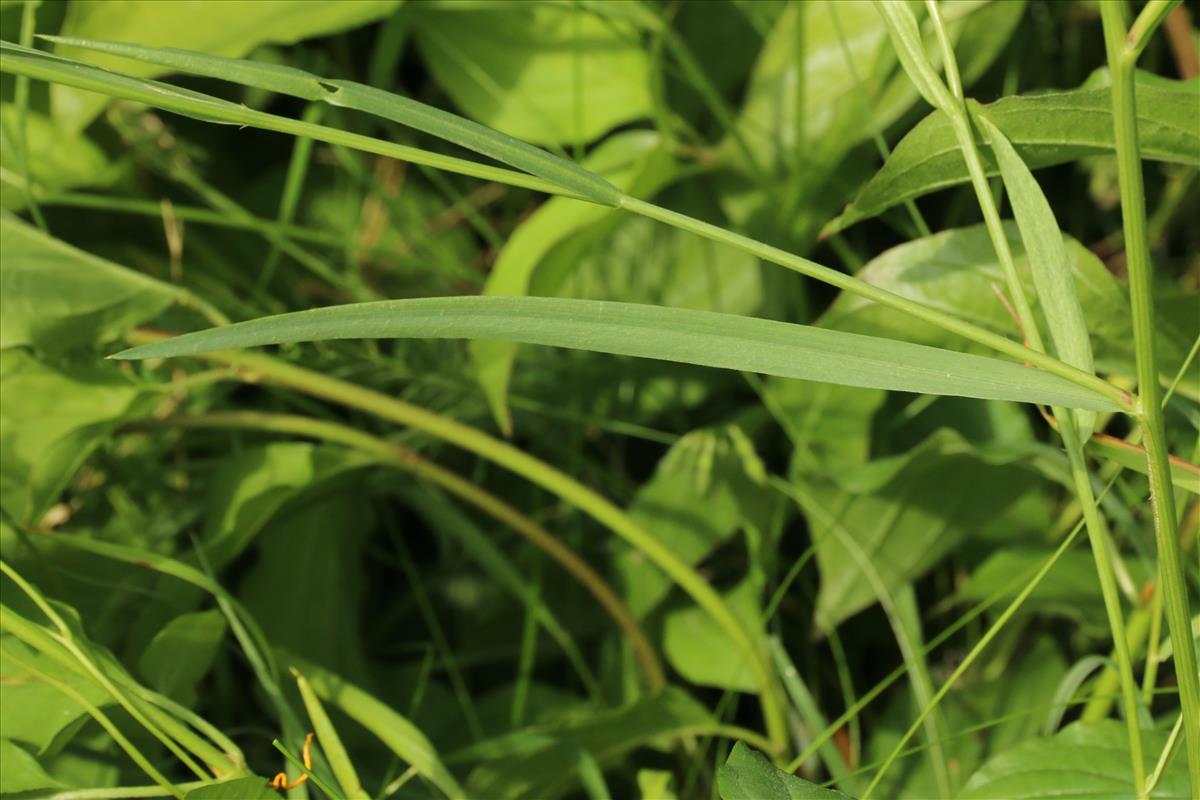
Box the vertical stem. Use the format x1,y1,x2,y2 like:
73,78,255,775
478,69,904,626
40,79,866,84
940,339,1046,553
1101,3,1200,793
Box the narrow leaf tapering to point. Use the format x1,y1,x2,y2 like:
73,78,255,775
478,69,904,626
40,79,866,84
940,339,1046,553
35,36,623,206
112,296,1118,412
979,115,1098,437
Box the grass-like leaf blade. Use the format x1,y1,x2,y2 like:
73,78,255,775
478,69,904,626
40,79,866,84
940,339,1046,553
112,296,1119,411
980,114,1097,437
0,41,566,196
38,36,623,206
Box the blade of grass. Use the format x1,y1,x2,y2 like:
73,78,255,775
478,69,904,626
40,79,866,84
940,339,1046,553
110,296,1120,411
36,36,623,206
292,668,370,800
0,42,569,197
3,38,1132,409
284,653,466,800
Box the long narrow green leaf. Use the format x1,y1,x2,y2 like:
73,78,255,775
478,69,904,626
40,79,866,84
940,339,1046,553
112,296,1118,411
0,42,565,197
872,1,954,110
979,114,1097,437
36,36,623,206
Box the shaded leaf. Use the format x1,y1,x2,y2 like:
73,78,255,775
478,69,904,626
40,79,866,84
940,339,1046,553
111,296,1119,412
462,688,715,800
664,579,761,692
718,742,852,799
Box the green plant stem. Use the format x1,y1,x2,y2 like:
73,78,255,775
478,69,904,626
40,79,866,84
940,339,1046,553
139,410,660,689
617,195,1130,410
1102,3,1200,793
1128,0,1184,61
123,330,787,753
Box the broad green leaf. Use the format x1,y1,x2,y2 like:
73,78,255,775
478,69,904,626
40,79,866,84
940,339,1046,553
28,38,621,205
0,739,63,794
0,634,110,752
285,653,466,800
51,0,402,128
729,1,1023,176
0,105,115,210
0,350,150,523
618,427,773,619
473,129,676,432
826,78,1200,233
184,777,279,800
412,3,653,145
664,579,761,692
461,688,714,800
979,115,1096,438
110,296,1120,412
961,720,1188,798
200,442,372,568
137,609,226,706
0,215,179,351
799,430,1043,631
820,223,1178,383
718,742,852,800
960,549,1114,626
863,637,1067,799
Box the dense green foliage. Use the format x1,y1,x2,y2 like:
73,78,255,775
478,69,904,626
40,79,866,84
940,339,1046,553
1,2,1198,799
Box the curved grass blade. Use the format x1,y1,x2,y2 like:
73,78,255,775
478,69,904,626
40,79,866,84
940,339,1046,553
37,36,623,206
0,42,565,197
112,296,1119,411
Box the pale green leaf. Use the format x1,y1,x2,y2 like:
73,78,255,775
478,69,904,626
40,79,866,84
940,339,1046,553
412,3,653,145
0,214,179,351
873,0,953,111
0,350,149,523
110,296,1119,412
0,739,63,794
979,115,1096,438
293,669,370,800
